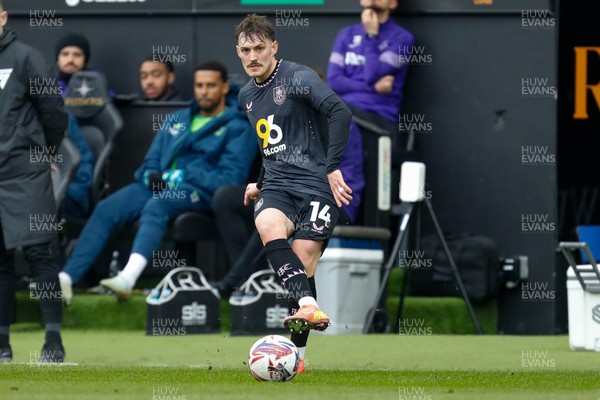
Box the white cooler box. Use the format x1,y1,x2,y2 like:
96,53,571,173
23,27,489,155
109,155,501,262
566,265,600,351
315,237,383,334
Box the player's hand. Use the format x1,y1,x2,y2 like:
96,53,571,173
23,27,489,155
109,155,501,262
375,75,394,94
244,183,261,206
361,8,379,36
328,169,352,208
50,163,58,181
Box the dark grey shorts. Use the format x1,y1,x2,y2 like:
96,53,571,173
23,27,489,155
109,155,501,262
253,188,340,251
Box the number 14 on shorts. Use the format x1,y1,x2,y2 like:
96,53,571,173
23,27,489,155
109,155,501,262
309,201,331,228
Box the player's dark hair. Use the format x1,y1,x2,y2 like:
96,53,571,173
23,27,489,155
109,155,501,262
0,1,5,11
194,60,228,83
141,54,174,73
235,14,275,44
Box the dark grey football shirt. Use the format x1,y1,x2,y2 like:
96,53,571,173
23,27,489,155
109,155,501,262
239,59,351,202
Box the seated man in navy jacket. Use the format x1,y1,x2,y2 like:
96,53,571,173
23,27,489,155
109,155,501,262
58,61,256,304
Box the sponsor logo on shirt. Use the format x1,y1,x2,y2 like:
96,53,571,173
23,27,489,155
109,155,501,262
0,69,13,90
255,115,286,156
345,52,366,66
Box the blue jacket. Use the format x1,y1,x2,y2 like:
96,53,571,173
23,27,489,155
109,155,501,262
134,87,256,202
64,114,95,218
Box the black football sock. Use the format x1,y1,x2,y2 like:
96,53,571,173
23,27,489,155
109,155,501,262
45,323,62,344
264,239,312,302
0,326,9,347
0,279,15,348
290,276,317,352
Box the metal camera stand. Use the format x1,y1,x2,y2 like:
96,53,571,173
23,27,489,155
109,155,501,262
363,164,483,334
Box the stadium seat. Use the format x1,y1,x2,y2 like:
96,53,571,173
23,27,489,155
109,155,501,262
52,136,82,210
64,70,124,210
170,212,224,279
59,71,123,265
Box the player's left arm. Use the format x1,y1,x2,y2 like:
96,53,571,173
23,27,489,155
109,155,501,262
320,94,353,207
362,30,414,86
299,67,354,206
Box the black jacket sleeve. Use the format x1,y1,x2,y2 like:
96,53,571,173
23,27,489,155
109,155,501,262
26,50,67,149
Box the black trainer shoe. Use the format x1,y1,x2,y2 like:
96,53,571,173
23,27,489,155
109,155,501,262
211,281,233,300
40,341,65,364
0,345,12,363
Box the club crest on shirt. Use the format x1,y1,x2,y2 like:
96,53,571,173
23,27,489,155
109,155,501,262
378,40,390,51
168,123,185,136
348,35,362,49
273,85,286,105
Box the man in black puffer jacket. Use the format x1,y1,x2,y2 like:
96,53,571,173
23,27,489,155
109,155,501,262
0,1,68,364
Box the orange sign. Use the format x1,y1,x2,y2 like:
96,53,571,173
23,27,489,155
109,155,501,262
573,46,600,119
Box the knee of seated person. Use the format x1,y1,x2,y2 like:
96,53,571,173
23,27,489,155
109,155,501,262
93,197,116,218
212,185,228,206
211,185,244,212
138,203,171,227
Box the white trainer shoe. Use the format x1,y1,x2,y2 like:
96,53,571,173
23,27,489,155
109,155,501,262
99,275,132,299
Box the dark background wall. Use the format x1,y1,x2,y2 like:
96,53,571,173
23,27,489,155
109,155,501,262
7,0,560,334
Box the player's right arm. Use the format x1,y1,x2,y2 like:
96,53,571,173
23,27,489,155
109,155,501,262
244,182,260,206
238,85,263,206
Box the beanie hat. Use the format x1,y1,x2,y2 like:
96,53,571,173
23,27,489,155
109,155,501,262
55,32,90,64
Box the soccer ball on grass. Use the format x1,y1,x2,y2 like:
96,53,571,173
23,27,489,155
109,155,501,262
248,334,299,382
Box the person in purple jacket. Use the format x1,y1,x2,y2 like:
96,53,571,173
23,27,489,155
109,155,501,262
327,0,414,228
327,0,414,123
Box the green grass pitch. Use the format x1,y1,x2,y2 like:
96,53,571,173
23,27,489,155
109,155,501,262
1,331,599,399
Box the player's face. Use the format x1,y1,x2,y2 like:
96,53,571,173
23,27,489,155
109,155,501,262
193,70,229,117
236,34,278,84
360,0,397,12
139,61,173,100
57,46,86,75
